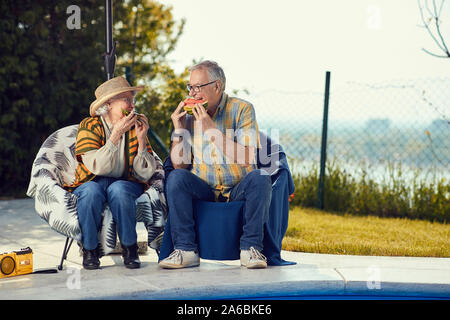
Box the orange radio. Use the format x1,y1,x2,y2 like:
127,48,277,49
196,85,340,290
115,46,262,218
0,247,33,279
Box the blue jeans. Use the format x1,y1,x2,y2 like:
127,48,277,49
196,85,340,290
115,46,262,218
72,177,144,250
165,169,272,252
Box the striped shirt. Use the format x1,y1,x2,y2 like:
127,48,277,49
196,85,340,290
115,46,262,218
186,93,260,201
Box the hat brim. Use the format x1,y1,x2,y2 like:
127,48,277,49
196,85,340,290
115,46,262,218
89,85,144,117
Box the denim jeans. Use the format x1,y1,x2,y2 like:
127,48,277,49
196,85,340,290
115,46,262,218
165,169,272,252
72,176,144,250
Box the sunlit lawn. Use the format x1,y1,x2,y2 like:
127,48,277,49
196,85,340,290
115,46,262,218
283,207,450,257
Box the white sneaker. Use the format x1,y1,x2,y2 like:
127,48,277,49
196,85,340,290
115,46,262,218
240,247,267,269
158,249,200,269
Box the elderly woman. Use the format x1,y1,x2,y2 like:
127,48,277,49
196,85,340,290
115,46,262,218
66,76,157,270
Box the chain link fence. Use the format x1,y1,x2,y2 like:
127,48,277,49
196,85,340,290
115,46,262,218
250,77,449,179
246,76,449,221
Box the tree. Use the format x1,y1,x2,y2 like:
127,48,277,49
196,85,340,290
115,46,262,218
418,0,450,58
112,0,188,157
0,0,187,196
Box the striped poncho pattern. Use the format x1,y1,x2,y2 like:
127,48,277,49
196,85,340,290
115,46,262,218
65,117,154,191
26,124,167,256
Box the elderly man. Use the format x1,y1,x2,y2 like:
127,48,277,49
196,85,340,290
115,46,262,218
159,60,271,269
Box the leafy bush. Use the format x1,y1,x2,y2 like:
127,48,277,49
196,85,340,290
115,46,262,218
290,159,449,223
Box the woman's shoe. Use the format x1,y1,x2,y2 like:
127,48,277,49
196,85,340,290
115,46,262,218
82,248,100,270
122,243,141,269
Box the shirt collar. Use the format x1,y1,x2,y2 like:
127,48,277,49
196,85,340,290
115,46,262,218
212,92,227,119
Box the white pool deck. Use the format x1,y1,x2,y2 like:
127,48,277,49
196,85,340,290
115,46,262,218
0,198,449,300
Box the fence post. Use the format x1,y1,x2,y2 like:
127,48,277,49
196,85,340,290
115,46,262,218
318,71,331,210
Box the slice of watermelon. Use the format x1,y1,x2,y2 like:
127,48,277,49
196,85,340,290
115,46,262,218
122,108,141,120
183,98,208,115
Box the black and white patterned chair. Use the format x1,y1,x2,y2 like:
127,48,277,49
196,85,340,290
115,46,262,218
27,125,167,270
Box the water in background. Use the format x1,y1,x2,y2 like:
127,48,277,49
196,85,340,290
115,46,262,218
244,77,450,183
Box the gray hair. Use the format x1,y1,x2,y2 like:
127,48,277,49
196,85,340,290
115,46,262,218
190,60,226,92
95,105,109,116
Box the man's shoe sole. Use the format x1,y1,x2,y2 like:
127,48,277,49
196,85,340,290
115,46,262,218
158,261,200,269
241,261,267,269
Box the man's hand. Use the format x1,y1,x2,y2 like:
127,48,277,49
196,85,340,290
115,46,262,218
171,101,188,130
192,103,216,132
170,101,190,169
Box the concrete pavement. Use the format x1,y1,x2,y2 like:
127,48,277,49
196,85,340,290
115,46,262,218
0,198,449,299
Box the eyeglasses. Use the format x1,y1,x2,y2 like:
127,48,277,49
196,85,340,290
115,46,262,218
111,97,135,105
186,80,217,93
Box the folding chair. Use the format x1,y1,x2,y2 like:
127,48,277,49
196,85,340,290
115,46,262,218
58,237,74,270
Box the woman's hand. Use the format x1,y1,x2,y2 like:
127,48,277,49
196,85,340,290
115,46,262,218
136,114,149,150
110,111,136,145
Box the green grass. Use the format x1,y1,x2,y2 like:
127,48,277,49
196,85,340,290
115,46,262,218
289,158,449,223
283,207,450,257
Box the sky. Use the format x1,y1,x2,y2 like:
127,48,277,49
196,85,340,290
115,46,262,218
163,0,450,94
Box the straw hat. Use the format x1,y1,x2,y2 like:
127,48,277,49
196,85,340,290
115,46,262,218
89,76,144,116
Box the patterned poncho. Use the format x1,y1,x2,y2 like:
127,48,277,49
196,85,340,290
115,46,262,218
65,116,153,192
27,124,167,256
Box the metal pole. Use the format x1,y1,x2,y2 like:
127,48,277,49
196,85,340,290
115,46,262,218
104,0,116,80
318,71,331,210
105,0,113,56
147,128,169,157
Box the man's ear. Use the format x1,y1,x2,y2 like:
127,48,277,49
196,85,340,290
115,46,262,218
215,80,222,93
